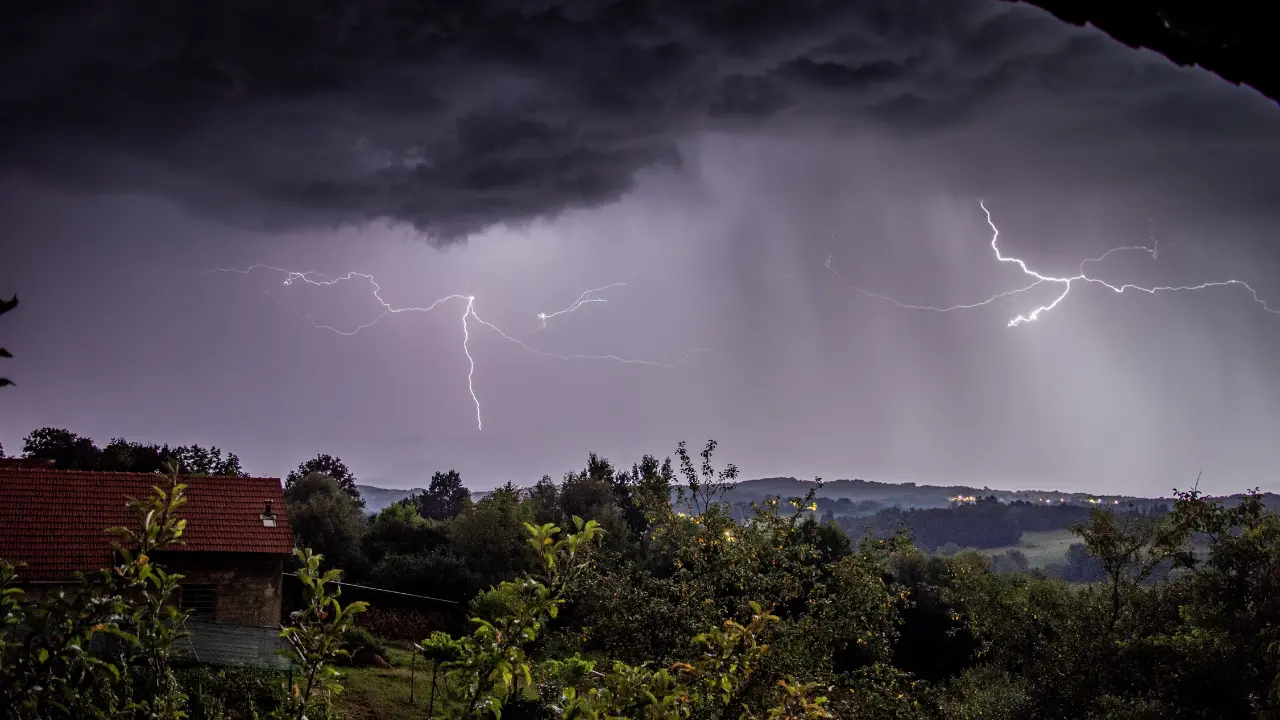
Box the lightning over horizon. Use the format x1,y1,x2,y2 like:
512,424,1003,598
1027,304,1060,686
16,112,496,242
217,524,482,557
204,265,706,430
827,200,1280,327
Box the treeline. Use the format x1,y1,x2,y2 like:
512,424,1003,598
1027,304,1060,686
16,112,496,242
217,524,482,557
278,440,1280,719
283,450,678,612
7,426,247,477
6,438,1280,718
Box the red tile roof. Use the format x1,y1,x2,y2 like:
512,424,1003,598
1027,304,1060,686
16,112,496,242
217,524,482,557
0,467,294,581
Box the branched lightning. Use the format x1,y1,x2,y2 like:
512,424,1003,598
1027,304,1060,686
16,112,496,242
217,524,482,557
205,265,705,430
534,282,627,332
827,201,1280,327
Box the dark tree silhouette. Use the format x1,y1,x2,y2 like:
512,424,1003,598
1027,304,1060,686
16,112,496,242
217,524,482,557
413,469,471,520
287,453,361,503
19,428,247,476
98,438,247,476
22,427,101,470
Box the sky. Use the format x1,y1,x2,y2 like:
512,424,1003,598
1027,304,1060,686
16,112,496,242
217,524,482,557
3,0,1280,496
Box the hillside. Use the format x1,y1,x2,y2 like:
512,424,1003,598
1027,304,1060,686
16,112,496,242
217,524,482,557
357,476,1277,517
355,484,489,514
724,476,1154,509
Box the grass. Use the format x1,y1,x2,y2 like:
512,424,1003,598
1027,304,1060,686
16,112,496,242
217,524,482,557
975,528,1079,568
334,644,443,720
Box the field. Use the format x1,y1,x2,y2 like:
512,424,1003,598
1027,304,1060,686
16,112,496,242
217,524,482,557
335,645,438,720
975,528,1079,568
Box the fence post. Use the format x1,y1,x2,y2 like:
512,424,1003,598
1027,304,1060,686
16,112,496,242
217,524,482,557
410,650,416,704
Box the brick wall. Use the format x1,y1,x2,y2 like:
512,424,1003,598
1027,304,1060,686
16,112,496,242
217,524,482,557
15,551,286,627
159,551,286,627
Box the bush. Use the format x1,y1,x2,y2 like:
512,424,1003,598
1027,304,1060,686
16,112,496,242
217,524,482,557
341,626,388,660
177,666,288,719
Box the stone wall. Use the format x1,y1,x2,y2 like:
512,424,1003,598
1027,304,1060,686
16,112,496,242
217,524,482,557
15,552,285,628
158,551,286,627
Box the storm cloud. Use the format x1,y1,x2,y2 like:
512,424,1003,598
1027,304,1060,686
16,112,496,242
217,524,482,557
4,0,1278,243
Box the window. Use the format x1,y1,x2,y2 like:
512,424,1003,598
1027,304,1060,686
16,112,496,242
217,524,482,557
179,584,217,621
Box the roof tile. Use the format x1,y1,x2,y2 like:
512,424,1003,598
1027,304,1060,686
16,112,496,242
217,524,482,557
0,468,294,581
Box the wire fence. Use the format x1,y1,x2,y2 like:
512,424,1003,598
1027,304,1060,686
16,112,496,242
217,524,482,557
174,619,291,671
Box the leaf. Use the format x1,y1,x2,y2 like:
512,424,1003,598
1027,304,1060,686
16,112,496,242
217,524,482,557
0,295,15,314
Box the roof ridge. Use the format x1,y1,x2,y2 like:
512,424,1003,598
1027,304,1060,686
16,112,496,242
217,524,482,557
0,467,280,482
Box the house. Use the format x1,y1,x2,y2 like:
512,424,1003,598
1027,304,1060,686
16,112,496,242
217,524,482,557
0,459,294,629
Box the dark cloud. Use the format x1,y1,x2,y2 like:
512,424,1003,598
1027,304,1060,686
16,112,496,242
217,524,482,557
1,0,1276,243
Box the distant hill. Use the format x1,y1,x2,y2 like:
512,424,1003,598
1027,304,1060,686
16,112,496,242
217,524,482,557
355,484,489,515
356,485,421,514
724,477,1155,510
355,477,1275,516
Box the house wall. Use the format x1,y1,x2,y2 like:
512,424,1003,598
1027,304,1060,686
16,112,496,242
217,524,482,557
157,551,286,627
14,552,286,628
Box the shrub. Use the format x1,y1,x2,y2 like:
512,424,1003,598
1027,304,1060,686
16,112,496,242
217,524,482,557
340,626,388,660
178,666,288,719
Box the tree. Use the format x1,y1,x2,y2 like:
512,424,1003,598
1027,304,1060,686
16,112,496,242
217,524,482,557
285,473,369,575
365,502,444,563
95,439,248,476
21,427,101,469
0,294,15,388
413,469,471,521
273,548,368,720
1072,507,1183,631
169,444,247,477
675,439,738,515
446,486,540,591
287,454,361,503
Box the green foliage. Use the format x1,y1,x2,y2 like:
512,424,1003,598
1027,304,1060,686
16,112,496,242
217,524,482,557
937,664,1028,720
431,517,604,718
285,473,370,575
0,463,194,718
1071,506,1184,630
13,437,1280,720
273,547,369,720
341,626,389,661
177,666,288,718
446,487,540,585
365,501,445,565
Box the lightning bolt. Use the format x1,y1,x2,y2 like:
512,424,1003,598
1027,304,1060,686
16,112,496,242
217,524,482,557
205,265,706,430
826,201,1279,327
533,282,627,332
978,200,1280,327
